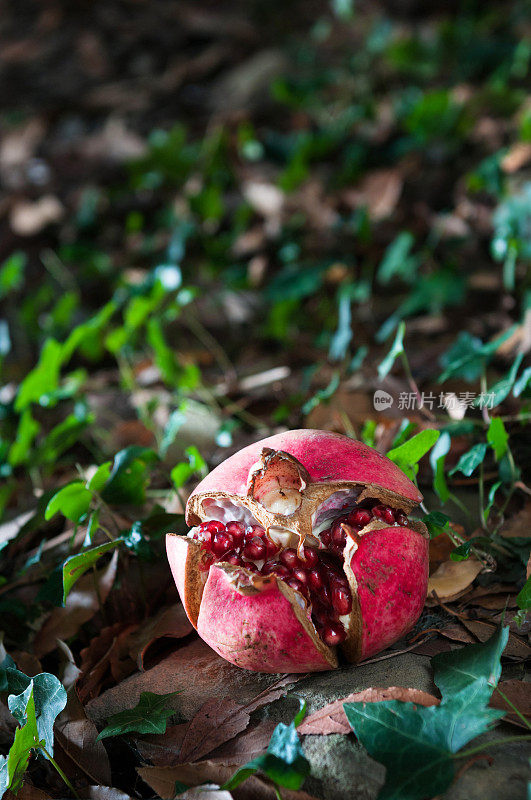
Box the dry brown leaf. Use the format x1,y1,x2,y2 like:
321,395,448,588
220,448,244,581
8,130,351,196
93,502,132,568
298,687,439,736
10,195,64,236
468,593,518,610
136,723,188,766
460,620,531,660
127,604,193,669
427,558,483,601
178,676,293,765
343,168,403,220
55,691,112,786
77,622,137,704
490,680,531,729
10,651,42,677
33,550,118,657
498,503,531,538
86,637,294,727
138,764,319,800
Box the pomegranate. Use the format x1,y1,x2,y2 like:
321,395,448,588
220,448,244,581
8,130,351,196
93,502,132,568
166,429,428,673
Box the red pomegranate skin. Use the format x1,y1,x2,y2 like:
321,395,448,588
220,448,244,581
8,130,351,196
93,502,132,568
188,429,422,508
166,429,429,673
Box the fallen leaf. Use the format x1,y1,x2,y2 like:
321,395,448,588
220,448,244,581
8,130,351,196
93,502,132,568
498,503,531,538
127,604,193,669
86,638,294,727
460,620,531,661
138,764,319,800
297,687,439,736
77,622,137,704
490,679,531,729
343,167,403,221
136,723,188,766
178,676,293,765
5,785,50,800
33,550,118,657
427,558,483,601
10,195,64,236
55,691,112,786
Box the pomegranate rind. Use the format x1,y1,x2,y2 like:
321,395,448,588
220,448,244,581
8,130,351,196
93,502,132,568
343,524,429,661
196,564,337,673
186,430,422,526
166,534,206,629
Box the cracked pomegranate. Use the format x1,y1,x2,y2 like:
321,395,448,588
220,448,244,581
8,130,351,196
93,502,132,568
167,429,429,673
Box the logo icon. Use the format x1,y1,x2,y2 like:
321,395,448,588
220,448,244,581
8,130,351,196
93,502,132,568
373,390,393,410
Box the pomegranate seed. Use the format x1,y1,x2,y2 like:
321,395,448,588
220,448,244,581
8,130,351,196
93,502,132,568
302,546,319,567
243,561,259,573
321,621,346,646
331,521,347,547
243,536,266,560
320,530,332,547
199,552,215,571
280,548,299,568
264,562,291,579
202,520,225,534
246,525,266,538
226,522,245,543
292,567,308,585
396,513,409,527
307,568,324,591
265,538,280,557
319,584,331,606
223,550,243,566
348,509,371,527
211,531,233,555
331,586,352,615
286,578,307,596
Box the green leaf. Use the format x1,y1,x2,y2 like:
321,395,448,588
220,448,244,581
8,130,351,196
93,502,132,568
87,461,112,493
102,447,158,505
160,407,187,458
8,673,67,756
378,321,405,379
223,700,310,792
450,541,472,561
377,232,419,285
514,365,531,397
171,446,207,489
517,575,531,611
438,326,517,383
422,511,450,539
487,417,509,461
45,482,93,523
343,627,508,800
479,353,524,408
0,252,26,299
449,443,487,477
96,691,178,740
8,409,41,467
387,430,440,480
15,338,64,411
62,540,120,603
0,685,40,796
302,372,340,415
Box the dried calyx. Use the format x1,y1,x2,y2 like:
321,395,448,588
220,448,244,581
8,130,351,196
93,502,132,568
167,430,429,673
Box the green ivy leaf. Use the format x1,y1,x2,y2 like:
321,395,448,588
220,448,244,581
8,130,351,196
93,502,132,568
171,446,207,489
487,417,509,461
223,700,310,792
62,540,120,603
102,447,158,505
343,627,508,800
8,673,67,756
477,353,524,408
422,511,450,539
15,338,64,411
96,691,179,740
378,321,405,379
8,409,41,467
45,482,93,523
438,326,517,383
0,685,40,796
87,461,112,493
516,575,531,612
450,443,487,477
513,365,531,397
377,232,419,285
387,429,440,480
0,252,26,299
